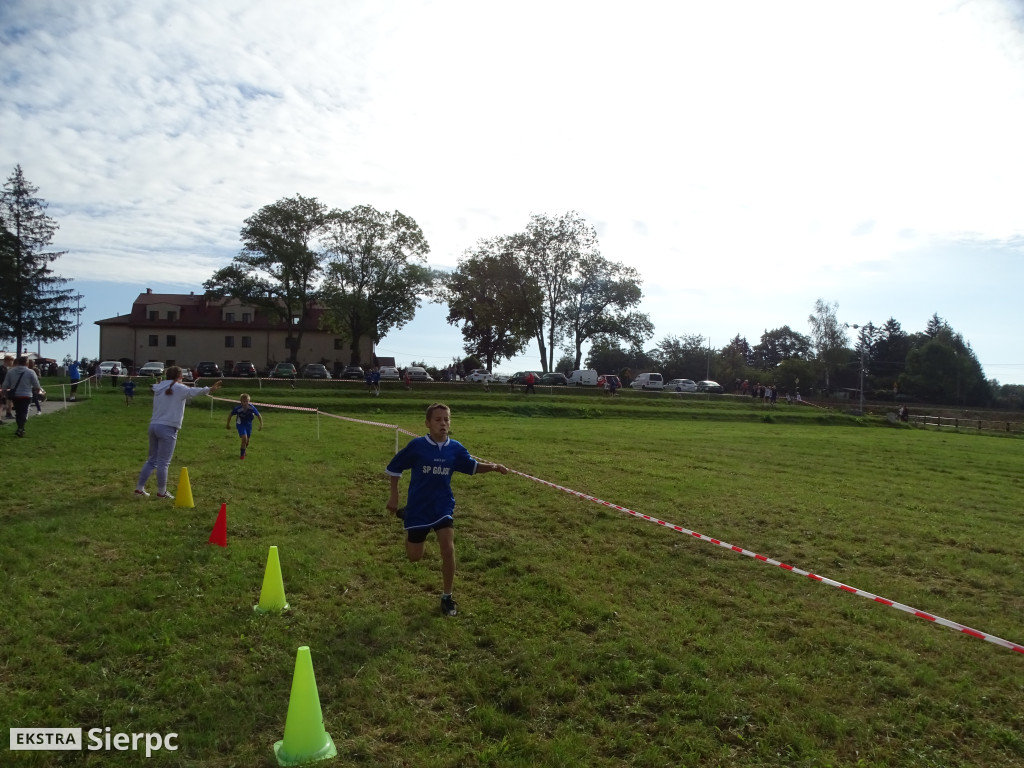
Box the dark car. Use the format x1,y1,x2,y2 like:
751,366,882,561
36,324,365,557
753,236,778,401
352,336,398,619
509,371,544,385
696,380,724,393
539,372,568,386
196,361,222,378
340,365,364,380
231,361,257,377
303,363,332,379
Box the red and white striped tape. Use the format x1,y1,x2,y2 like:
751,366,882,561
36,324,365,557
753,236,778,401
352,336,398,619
509,468,1024,655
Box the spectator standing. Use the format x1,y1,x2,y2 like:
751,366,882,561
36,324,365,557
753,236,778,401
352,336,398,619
69,360,81,401
134,366,222,499
110,362,121,388
3,356,42,437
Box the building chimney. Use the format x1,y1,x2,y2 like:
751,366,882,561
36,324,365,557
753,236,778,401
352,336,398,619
146,288,152,294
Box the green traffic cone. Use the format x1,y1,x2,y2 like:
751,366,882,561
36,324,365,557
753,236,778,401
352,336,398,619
255,546,290,612
274,646,337,766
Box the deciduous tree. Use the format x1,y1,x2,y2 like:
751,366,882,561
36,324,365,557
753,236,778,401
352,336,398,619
204,194,331,363
320,205,432,366
438,238,539,370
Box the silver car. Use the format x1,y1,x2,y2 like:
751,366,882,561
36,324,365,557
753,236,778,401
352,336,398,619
664,378,697,393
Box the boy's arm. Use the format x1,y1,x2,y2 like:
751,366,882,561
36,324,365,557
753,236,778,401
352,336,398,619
226,412,233,429
386,474,401,513
476,461,509,475
257,413,264,430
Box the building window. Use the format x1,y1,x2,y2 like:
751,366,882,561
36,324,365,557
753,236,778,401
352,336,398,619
242,312,251,323
225,336,235,348
149,311,158,321
241,336,252,348
225,312,235,322
167,335,176,347
166,311,177,321
291,315,301,325
334,339,344,350
148,335,158,346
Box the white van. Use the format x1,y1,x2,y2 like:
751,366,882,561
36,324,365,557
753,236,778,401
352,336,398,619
567,369,598,386
630,372,664,390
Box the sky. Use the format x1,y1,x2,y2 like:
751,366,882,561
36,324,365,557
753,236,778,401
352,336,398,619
2,0,1024,383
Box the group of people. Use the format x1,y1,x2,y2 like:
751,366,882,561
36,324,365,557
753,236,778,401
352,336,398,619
129,365,505,619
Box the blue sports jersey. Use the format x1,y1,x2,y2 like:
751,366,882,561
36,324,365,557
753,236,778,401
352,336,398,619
386,435,478,530
230,404,260,425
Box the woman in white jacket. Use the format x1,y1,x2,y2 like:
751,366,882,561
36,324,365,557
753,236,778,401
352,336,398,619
134,366,222,499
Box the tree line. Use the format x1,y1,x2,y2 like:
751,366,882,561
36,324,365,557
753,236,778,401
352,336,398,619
1,169,1021,409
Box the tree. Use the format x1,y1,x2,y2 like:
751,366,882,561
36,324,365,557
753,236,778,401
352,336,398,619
437,238,539,370
518,212,599,372
320,205,432,366
652,334,708,380
902,319,990,405
751,326,811,369
0,165,82,354
561,253,652,369
807,299,847,391
204,195,331,363
869,318,911,392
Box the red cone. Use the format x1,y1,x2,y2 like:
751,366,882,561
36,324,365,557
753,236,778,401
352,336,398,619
208,503,227,547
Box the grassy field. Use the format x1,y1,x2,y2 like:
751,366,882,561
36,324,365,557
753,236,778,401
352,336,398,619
2,381,1023,767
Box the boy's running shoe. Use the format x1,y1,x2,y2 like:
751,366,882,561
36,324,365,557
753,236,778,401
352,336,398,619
156,492,174,500
440,596,458,617
134,489,150,498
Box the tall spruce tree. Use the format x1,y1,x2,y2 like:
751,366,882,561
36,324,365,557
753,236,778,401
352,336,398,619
0,165,82,355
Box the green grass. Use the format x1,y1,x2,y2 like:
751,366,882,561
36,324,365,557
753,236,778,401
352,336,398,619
2,382,1023,767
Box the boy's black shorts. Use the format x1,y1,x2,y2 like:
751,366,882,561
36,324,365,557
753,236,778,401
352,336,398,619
407,519,453,544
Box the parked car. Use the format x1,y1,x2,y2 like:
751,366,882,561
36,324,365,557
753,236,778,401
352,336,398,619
696,380,724,393
630,372,664,390
490,373,509,383
231,361,257,377
303,363,332,379
664,378,697,393
196,361,222,378
180,368,194,384
539,372,568,386
98,360,121,376
509,371,544,385
465,369,493,383
598,374,622,392
340,365,364,380
139,361,165,377
269,362,297,379
379,366,400,381
406,366,433,382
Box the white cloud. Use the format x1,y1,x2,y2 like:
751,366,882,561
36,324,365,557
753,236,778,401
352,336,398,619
3,0,1024,379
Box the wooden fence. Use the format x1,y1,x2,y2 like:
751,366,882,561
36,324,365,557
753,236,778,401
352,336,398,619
908,414,1024,435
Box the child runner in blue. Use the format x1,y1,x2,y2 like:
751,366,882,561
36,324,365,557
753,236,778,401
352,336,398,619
386,402,508,617
226,393,263,459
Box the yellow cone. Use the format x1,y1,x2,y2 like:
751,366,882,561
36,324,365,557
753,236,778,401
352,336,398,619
273,646,337,767
174,467,194,508
255,546,290,612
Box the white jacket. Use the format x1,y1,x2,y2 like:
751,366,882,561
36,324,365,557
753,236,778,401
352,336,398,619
150,379,213,429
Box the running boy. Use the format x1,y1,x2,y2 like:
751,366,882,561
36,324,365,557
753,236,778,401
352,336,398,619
226,393,263,459
121,377,136,405
385,402,508,617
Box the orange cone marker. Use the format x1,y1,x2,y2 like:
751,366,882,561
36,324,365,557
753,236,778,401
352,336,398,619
208,503,227,547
